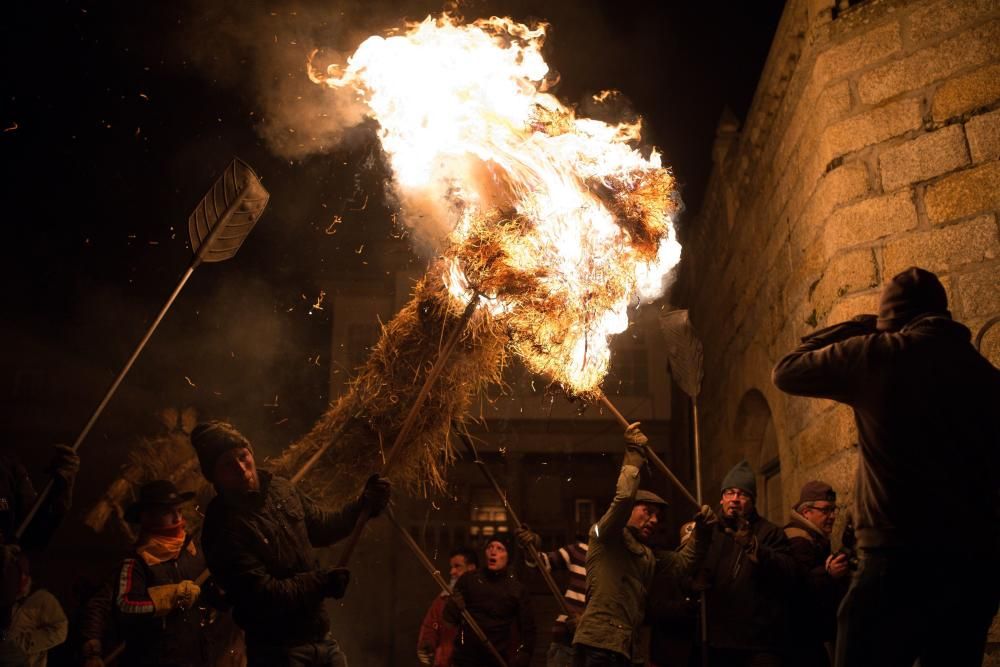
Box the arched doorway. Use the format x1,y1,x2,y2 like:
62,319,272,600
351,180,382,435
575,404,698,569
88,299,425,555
734,390,783,523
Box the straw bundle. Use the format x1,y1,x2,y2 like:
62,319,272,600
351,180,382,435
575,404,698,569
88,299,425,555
272,267,506,505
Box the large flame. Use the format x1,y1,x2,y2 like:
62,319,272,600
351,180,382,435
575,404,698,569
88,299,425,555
310,14,681,395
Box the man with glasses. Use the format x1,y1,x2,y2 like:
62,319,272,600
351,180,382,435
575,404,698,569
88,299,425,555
784,481,849,667
698,460,794,666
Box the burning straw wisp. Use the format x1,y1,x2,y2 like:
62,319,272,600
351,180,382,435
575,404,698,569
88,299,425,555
280,14,682,503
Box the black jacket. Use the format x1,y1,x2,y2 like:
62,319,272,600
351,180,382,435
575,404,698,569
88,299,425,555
201,470,362,649
445,568,536,667
114,535,209,666
699,511,795,652
773,315,1000,551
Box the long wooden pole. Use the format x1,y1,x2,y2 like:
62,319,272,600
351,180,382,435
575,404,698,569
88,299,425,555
336,296,479,567
453,425,575,620
597,392,699,509
386,508,507,667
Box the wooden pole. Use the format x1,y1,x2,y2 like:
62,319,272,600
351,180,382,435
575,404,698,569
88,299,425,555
336,296,479,567
453,425,575,620
386,508,508,667
597,391,700,509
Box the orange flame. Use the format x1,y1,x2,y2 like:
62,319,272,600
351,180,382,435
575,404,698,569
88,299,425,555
310,14,682,395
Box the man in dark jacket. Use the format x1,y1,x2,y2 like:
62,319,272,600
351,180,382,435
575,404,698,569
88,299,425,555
194,421,391,667
114,479,213,666
573,423,713,667
446,535,535,667
698,460,794,666
783,481,848,667
772,267,1000,667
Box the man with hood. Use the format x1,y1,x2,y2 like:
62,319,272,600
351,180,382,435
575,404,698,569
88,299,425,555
783,481,848,667
445,535,535,667
572,423,715,667
193,421,391,667
772,266,1000,667
698,460,794,666
417,546,478,666
113,479,213,666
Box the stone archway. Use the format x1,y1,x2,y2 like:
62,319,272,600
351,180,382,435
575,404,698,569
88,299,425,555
734,389,784,523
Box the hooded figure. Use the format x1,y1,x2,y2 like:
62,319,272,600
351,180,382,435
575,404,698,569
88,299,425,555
445,535,536,667
772,267,1000,667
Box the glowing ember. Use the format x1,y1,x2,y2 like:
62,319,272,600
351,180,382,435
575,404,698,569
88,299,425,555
310,14,681,394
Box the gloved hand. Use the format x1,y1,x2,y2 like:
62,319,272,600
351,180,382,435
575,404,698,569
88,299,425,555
692,504,717,541
175,580,201,609
623,422,648,468
323,567,351,599
360,474,392,517
449,590,466,611
147,581,200,617
515,525,541,551
725,517,757,554
47,444,80,485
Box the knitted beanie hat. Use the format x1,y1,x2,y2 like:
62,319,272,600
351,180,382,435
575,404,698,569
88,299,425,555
190,421,253,481
721,460,757,497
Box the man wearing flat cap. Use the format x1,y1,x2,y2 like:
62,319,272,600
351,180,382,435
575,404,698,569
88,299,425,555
697,460,794,666
113,479,216,666
783,481,848,667
572,423,714,667
773,266,1000,667
193,421,391,667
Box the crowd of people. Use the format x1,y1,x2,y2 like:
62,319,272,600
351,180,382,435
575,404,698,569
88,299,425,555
0,265,995,667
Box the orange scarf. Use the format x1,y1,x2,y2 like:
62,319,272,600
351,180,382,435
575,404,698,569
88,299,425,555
137,519,197,566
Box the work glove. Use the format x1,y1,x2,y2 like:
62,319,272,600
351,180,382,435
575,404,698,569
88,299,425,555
323,567,351,599
623,422,648,468
692,504,718,541
360,474,392,517
148,580,201,617
515,525,541,551
47,444,80,485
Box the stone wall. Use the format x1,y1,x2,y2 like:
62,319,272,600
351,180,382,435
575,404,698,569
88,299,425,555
672,0,1000,526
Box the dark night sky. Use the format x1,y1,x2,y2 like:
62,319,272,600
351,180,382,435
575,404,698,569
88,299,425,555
1,0,784,455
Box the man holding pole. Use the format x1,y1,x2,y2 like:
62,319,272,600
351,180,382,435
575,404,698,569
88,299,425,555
572,423,714,667
698,460,794,666
193,421,391,667
772,267,1000,667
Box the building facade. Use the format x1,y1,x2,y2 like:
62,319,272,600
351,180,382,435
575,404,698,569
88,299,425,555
672,0,1000,659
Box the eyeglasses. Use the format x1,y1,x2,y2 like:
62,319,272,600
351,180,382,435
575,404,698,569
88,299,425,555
803,504,838,515
722,489,752,500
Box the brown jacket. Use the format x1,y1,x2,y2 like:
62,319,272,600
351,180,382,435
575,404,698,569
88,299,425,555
773,315,999,553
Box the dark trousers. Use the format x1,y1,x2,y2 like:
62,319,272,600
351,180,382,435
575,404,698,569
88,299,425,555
572,644,630,667
835,549,998,667
247,638,347,667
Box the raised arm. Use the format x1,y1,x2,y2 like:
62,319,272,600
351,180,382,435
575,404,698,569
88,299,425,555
593,424,647,543
772,316,879,404
298,474,391,547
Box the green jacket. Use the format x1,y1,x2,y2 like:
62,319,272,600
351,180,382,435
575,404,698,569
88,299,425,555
572,464,703,661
